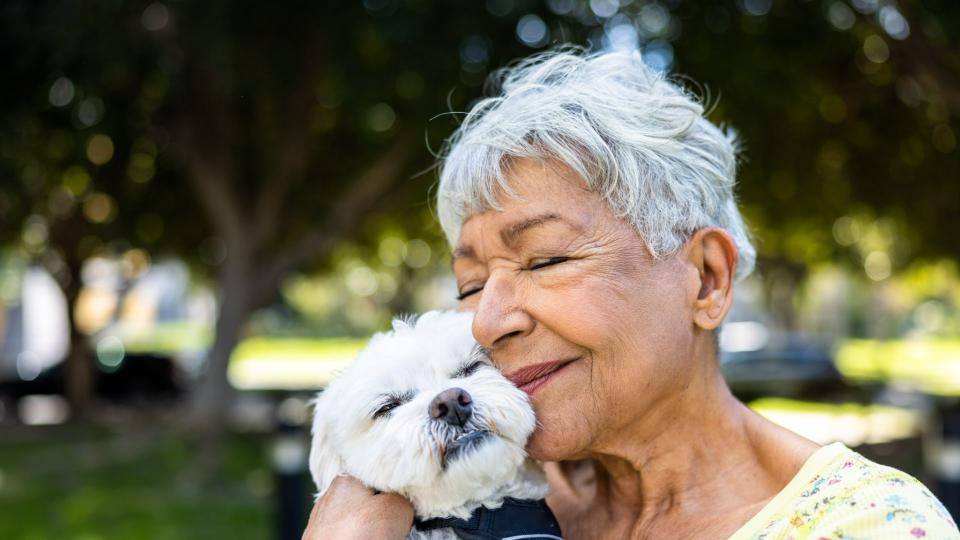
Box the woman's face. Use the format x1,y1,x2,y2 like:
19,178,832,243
453,159,705,461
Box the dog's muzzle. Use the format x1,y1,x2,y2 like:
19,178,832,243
426,387,499,469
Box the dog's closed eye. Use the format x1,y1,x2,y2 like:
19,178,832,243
372,392,414,419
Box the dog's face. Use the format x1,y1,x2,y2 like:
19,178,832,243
309,310,538,516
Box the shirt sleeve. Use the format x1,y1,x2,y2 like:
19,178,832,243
808,470,960,540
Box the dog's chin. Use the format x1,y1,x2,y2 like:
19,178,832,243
442,429,492,469
404,433,530,519
436,432,527,484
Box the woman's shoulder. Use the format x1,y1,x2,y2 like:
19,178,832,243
733,442,959,540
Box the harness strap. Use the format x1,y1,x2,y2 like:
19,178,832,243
414,498,563,540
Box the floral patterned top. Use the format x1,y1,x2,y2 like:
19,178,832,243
728,442,959,540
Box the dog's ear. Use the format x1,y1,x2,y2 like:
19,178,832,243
308,392,344,500
391,312,418,332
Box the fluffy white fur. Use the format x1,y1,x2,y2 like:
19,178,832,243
309,310,549,539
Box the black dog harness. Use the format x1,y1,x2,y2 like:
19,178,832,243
414,498,563,540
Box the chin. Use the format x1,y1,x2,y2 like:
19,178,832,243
525,421,582,462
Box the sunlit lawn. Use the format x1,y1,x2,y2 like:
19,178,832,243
0,424,281,539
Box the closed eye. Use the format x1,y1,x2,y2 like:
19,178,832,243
530,256,569,270
456,257,569,300
372,391,414,419
373,401,399,419
453,360,487,379
456,286,483,301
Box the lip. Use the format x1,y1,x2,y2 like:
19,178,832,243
442,430,491,469
505,357,578,395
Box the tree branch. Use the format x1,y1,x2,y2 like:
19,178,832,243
254,134,419,303
170,123,248,248
251,39,329,249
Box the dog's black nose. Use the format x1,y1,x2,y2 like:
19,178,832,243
429,387,473,427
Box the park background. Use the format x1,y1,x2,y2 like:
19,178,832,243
1,0,958,538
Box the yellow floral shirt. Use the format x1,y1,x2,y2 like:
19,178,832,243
728,442,959,540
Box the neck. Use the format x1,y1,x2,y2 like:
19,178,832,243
581,344,811,527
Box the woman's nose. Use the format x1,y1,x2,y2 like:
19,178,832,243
471,271,534,349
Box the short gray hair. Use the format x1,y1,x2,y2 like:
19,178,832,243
435,48,756,280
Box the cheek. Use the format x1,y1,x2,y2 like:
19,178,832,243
524,367,599,460
519,262,696,458
338,410,438,489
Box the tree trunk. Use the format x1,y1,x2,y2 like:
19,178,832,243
60,258,93,420
187,253,255,434
64,307,93,419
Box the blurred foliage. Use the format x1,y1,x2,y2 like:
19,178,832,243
0,0,958,416
0,426,273,539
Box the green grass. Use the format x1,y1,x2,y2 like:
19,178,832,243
0,425,285,539
836,338,960,396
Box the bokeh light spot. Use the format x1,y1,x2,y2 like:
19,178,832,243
932,125,956,153
21,215,48,252
741,0,772,17
403,239,432,268
378,236,406,267
878,6,909,40
826,2,855,31
642,41,674,73
62,166,91,196
367,103,396,132
605,19,639,51
639,4,670,35
516,14,549,47
832,216,862,246
127,152,156,183
83,193,117,224
590,0,618,18
547,0,576,15
863,35,889,63
141,2,169,31
819,95,847,123
96,336,126,371
346,266,379,296
86,134,115,165
864,251,891,281
48,77,75,107
76,97,105,127
16,351,41,381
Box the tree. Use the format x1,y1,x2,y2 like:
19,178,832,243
0,0,568,431
2,0,957,430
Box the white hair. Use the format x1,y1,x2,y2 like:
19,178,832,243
435,47,756,280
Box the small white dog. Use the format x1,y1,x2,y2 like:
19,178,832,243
308,310,561,539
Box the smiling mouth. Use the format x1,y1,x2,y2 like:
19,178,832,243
442,430,491,469
505,357,579,395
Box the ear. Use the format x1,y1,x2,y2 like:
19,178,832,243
308,392,344,499
391,312,419,332
683,228,737,331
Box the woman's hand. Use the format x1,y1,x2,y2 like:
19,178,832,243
302,475,414,540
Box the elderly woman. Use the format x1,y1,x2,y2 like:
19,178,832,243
304,50,959,539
